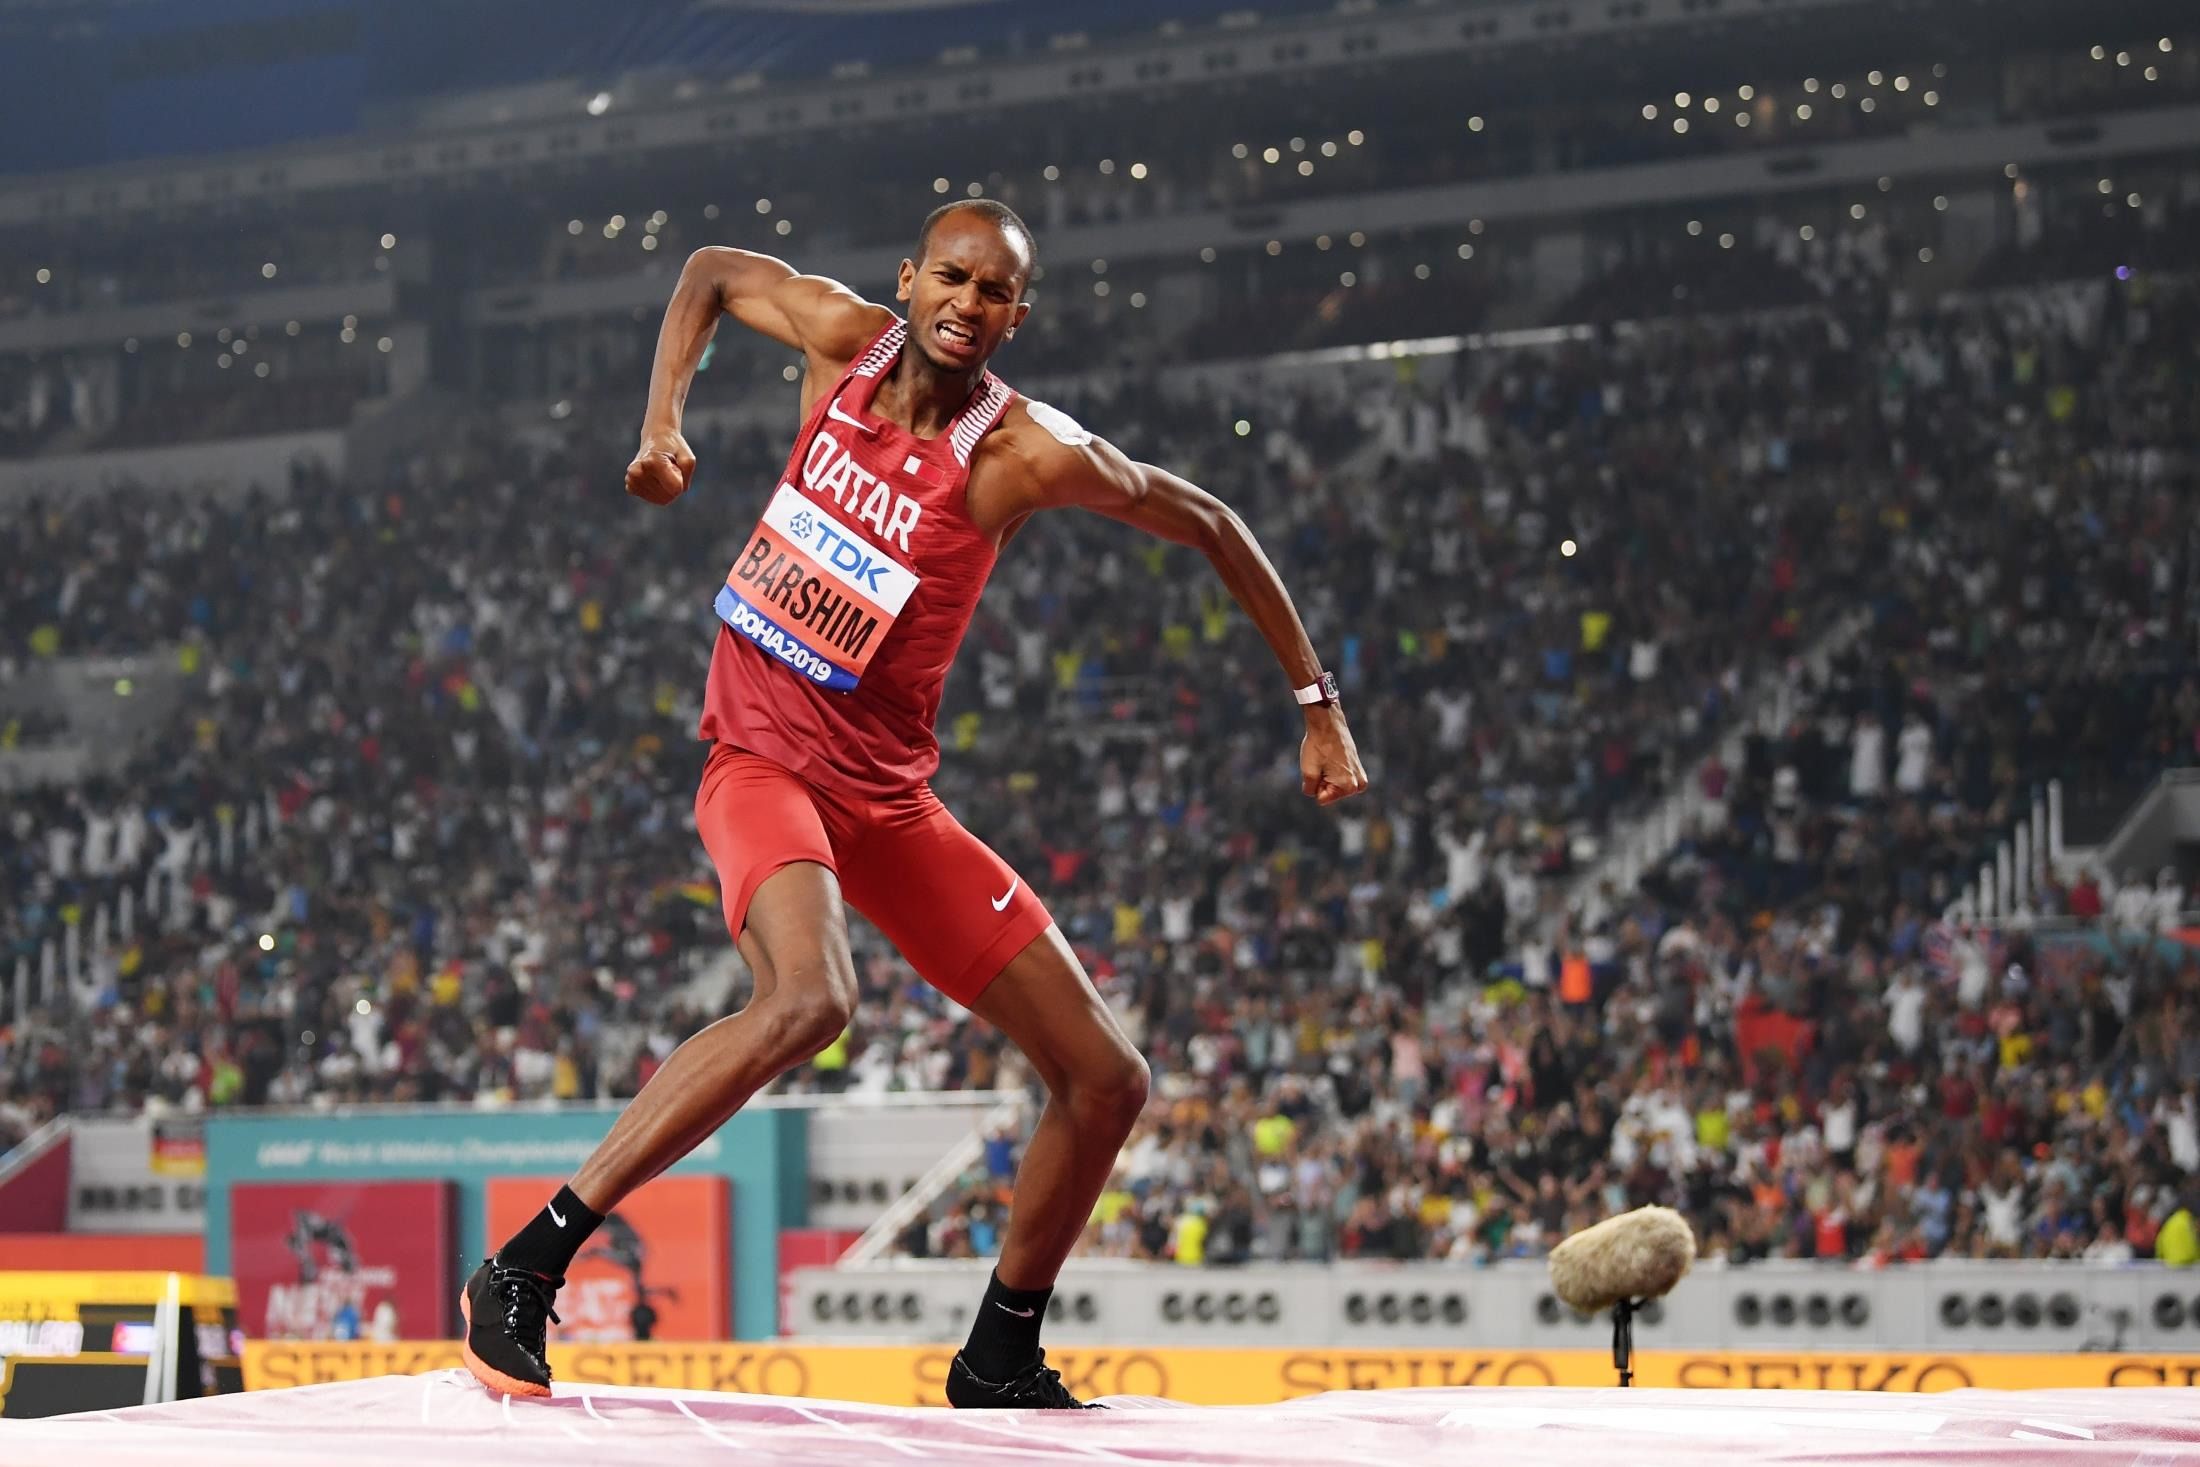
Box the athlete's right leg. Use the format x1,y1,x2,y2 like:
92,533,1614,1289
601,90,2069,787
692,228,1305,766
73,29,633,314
461,865,854,1395
565,861,856,1208
461,747,857,1396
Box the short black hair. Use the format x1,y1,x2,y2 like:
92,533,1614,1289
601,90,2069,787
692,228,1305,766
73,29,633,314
915,199,1037,281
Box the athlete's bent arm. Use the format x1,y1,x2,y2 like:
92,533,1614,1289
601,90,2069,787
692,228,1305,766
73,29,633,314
997,413,1370,806
626,248,888,505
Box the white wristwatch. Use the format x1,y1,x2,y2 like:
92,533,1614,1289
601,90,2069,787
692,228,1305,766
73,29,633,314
1293,671,1341,708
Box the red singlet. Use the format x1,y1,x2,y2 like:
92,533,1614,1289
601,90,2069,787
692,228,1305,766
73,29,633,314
699,319,1017,795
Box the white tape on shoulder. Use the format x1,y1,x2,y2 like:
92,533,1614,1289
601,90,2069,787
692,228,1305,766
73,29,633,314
1023,399,1092,447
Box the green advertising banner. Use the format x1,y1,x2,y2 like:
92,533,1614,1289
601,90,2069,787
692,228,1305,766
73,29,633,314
204,1106,806,1341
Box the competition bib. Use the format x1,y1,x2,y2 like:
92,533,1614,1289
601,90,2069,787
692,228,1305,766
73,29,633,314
714,484,920,692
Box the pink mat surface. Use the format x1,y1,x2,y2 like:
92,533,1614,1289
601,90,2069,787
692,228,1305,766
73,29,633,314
3,1373,2197,1466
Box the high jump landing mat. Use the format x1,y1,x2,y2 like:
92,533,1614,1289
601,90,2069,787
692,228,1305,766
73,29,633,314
2,1371,2196,1466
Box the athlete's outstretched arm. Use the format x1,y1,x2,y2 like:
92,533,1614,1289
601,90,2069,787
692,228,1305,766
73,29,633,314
1001,409,1370,806
626,248,888,505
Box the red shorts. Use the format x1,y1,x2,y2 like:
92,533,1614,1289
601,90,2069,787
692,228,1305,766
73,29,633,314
693,741,1054,1008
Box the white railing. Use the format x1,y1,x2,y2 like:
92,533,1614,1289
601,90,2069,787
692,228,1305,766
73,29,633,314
1570,607,1872,911
0,1114,69,1186
840,1091,1028,1266
1943,781,2064,926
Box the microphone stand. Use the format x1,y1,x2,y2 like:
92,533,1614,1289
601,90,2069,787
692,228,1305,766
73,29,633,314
1610,1298,1637,1388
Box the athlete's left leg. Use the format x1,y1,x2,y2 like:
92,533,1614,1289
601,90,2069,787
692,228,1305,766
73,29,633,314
964,927,1150,1291
834,805,1148,1286
836,792,1145,1408
946,931,1146,1406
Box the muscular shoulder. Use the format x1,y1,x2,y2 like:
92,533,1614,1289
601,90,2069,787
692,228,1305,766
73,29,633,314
975,398,1128,506
802,289,899,368
1015,398,1093,449
695,246,896,370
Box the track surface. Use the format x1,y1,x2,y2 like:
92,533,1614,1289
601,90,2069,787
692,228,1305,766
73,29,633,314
3,1373,2198,1465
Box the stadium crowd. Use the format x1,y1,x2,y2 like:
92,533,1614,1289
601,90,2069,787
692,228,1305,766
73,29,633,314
4,241,2192,1271
4,252,2182,1275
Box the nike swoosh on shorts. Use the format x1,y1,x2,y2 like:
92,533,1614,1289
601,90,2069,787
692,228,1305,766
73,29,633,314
991,879,1019,912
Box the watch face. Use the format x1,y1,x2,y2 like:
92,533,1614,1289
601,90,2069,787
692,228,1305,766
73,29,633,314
1321,671,1340,704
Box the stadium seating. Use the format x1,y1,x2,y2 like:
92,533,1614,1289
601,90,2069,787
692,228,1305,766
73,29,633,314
7,256,2196,1267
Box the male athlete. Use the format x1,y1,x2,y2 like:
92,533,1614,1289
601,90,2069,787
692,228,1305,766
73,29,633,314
461,200,1368,1408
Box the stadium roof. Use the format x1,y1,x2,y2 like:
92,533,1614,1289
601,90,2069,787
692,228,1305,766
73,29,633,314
0,0,1371,174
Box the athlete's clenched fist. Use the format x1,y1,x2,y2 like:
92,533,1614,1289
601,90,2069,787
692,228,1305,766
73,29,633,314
626,428,696,505
1302,705,1370,807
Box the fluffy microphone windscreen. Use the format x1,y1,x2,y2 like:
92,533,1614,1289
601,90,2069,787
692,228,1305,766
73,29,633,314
1547,1205,1697,1315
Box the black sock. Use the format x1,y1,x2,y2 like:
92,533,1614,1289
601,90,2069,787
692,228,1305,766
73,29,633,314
495,1185,603,1279
961,1269,1051,1380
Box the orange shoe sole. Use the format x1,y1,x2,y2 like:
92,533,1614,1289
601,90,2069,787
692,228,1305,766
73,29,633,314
459,1284,551,1398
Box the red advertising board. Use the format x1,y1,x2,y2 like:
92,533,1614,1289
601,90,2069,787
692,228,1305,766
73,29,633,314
485,1177,729,1341
231,1181,454,1341
777,1227,863,1334
0,1233,203,1273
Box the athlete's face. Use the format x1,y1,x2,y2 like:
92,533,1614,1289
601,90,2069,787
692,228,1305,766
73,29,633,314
897,215,1032,373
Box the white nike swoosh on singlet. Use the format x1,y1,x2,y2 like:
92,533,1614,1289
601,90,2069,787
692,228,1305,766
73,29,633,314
825,401,870,433
991,879,1019,912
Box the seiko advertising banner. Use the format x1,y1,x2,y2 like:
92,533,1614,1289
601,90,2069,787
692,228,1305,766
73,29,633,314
242,1342,2200,1402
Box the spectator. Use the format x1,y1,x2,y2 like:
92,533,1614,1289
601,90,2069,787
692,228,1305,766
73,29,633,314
2158,1187,2199,1269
